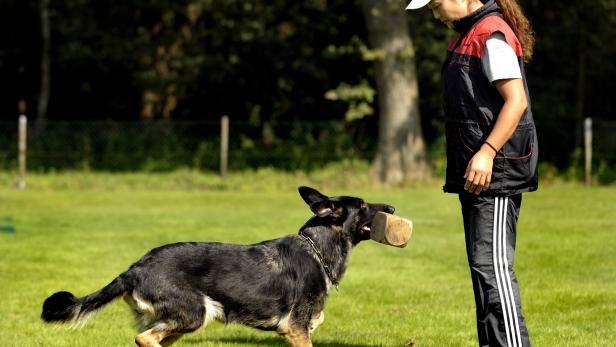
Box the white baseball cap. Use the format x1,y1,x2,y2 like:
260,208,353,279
406,0,431,10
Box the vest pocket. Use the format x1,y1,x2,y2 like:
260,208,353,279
449,122,506,188
497,124,535,182
448,124,479,178
447,123,504,183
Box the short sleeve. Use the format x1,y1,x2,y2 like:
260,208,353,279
482,32,522,83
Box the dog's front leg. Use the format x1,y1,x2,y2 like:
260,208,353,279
309,311,325,334
135,328,173,347
160,334,183,347
278,324,312,347
282,331,312,347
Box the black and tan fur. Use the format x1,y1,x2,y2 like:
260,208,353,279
41,186,395,347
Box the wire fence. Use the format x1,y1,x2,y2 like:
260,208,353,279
0,118,614,179
0,119,377,172
592,120,616,163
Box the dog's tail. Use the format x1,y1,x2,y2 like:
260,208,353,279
41,274,128,325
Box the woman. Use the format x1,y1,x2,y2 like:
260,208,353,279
407,0,538,346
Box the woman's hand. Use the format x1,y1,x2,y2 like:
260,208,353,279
464,145,496,194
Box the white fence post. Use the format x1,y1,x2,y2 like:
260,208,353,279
220,115,229,178
18,115,27,190
584,117,592,187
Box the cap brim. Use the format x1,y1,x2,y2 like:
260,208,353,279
406,0,431,10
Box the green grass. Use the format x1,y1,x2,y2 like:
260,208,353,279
0,172,615,346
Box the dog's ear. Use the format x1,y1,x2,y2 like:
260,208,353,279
309,200,339,217
298,186,328,206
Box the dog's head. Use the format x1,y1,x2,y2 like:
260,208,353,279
298,186,395,243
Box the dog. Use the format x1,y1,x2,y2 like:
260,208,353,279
41,186,395,347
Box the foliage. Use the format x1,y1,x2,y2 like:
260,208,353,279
520,0,616,168
0,0,614,176
325,79,375,122
0,0,373,123
0,119,378,172
596,161,616,185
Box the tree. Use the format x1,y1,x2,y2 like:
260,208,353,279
362,0,430,184
36,0,51,131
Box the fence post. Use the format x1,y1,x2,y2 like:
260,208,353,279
584,117,592,187
18,115,27,190
220,115,229,178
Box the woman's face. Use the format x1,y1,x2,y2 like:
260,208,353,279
428,0,481,29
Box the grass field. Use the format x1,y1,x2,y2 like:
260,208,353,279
1,172,615,346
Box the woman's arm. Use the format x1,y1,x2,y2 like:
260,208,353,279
464,78,528,194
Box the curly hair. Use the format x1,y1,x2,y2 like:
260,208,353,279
495,0,535,61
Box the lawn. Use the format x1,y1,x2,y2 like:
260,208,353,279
0,172,615,346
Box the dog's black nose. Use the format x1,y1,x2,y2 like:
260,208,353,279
385,205,395,214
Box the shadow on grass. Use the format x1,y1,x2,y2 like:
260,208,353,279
184,335,381,347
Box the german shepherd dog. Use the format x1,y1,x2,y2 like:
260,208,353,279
42,186,395,347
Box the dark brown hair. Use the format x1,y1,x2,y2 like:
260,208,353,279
495,0,535,61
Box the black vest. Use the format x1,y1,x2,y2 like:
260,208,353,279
442,1,538,195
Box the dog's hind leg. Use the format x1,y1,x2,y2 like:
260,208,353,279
134,324,190,347
135,319,200,347
129,290,210,347
135,310,205,347
134,317,197,347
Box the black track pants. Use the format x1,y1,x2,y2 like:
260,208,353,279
459,193,531,347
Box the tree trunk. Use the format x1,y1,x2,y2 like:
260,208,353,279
362,0,430,184
37,0,51,130
574,17,586,151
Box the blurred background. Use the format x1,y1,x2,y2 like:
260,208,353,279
0,0,614,184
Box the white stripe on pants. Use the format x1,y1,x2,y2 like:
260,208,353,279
493,196,522,347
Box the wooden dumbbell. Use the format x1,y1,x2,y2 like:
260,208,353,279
370,212,413,248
